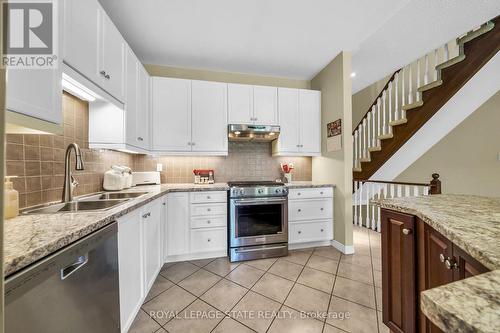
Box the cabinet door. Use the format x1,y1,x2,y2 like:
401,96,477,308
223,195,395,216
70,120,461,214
276,88,300,153
142,200,162,292
452,245,488,280
125,47,139,147
99,9,125,102
381,209,416,333
299,90,321,154
418,221,454,333
191,80,228,153
136,65,150,149
64,0,100,83
227,84,253,124
253,85,278,125
117,210,143,330
152,77,191,151
166,193,190,256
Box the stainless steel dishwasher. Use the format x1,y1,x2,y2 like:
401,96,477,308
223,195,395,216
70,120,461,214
5,222,120,333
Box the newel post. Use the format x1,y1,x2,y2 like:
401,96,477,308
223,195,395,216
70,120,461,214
429,173,441,195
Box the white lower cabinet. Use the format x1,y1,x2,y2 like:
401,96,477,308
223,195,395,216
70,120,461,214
141,199,162,292
165,191,227,261
288,187,334,245
117,210,143,332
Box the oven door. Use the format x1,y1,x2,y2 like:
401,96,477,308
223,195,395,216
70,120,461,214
229,197,288,247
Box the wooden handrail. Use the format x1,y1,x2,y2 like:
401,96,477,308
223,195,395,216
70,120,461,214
354,173,442,194
352,69,400,135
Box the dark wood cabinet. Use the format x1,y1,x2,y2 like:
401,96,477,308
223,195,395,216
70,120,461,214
381,210,417,333
381,209,489,333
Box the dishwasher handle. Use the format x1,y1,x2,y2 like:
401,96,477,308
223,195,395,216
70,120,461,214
61,254,88,280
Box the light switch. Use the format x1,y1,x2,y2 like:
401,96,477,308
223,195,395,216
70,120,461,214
156,163,163,172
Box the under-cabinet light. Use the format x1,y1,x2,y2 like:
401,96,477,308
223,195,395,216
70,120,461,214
62,73,97,102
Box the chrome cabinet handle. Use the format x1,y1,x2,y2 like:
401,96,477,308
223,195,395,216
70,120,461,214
100,70,106,76
297,192,301,196
439,253,445,263
445,258,458,270
320,208,324,211
321,229,324,232
402,228,411,235
207,208,211,212
298,209,302,212
207,220,211,224
137,137,144,141
207,238,211,242
298,231,302,234
162,202,166,206
192,142,196,146
207,196,211,199
105,74,110,79
320,191,324,195
142,212,151,219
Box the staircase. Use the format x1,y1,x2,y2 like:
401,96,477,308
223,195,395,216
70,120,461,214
353,16,500,180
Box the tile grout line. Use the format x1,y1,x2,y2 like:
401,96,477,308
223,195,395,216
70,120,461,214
322,250,344,333
368,229,382,333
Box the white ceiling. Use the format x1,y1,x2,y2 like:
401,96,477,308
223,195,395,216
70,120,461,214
98,0,500,93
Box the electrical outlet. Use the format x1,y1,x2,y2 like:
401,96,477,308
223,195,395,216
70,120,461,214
156,163,163,172
498,152,500,161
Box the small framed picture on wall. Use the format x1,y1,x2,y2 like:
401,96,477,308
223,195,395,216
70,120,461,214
327,119,342,152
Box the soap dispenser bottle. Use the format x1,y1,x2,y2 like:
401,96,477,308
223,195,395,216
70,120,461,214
4,176,19,219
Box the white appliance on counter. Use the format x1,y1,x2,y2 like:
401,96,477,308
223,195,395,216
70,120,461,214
103,166,133,191
132,172,161,186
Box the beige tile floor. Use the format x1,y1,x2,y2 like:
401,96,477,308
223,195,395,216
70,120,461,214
129,226,388,333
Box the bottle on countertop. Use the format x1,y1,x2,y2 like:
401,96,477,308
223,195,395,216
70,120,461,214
4,176,19,219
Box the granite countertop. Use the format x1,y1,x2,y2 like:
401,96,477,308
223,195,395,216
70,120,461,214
421,270,500,333
285,181,335,189
5,181,334,277
373,194,500,333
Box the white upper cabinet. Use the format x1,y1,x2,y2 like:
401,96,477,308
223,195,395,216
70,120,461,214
64,0,100,84
191,80,228,153
228,84,278,125
299,89,321,154
6,0,64,124
98,9,126,102
152,77,191,151
275,88,299,153
253,85,278,125
125,47,139,147
136,65,150,149
273,88,321,156
228,84,253,124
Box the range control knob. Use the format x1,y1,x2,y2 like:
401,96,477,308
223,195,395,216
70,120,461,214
239,189,245,195
275,188,282,194
258,189,264,194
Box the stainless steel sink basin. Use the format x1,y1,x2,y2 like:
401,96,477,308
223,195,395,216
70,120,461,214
22,199,129,214
81,192,148,201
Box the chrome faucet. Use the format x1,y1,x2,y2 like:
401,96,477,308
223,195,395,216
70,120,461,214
62,143,84,203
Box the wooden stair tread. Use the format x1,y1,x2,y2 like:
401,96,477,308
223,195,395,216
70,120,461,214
389,118,408,126
378,133,393,140
368,146,382,152
359,157,371,163
418,80,443,92
402,100,424,111
457,21,495,45
436,54,466,71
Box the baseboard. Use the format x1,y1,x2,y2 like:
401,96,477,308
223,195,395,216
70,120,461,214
331,240,355,254
289,240,331,250
165,250,227,263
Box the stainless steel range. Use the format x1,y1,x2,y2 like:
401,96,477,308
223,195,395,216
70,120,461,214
228,181,288,262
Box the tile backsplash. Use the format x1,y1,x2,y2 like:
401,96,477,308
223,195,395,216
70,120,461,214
133,141,312,183
5,92,133,208
5,93,312,209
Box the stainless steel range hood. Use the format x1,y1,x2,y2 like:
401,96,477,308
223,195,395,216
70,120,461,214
228,124,280,142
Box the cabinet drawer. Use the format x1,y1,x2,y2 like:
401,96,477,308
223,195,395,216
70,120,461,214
190,203,227,216
190,191,227,204
190,215,227,229
289,187,333,200
289,221,332,244
190,227,227,253
289,199,333,221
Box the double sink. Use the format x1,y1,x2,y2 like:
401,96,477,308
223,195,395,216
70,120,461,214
22,191,149,214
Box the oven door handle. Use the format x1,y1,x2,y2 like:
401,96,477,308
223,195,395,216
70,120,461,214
232,197,287,206
235,244,288,253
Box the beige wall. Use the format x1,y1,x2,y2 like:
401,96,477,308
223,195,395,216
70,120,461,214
145,64,310,89
351,75,390,128
396,91,500,197
310,52,353,248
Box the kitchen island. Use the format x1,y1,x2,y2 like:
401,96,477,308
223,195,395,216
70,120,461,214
374,194,500,333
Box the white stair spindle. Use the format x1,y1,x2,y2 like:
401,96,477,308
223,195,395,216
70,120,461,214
434,49,439,81
377,98,381,142
367,112,372,149
413,185,419,196
362,119,367,159
358,125,362,167
388,83,393,133
371,183,378,230
405,185,411,197
397,184,403,197
444,43,449,62
354,181,358,224
377,185,382,232
416,59,421,102
401,68,406,119
382,91,387,135
424,186,430,196
371,105,376,147
408,64,413,104
354,130,358,169
424,54,429,85
366,183,371,227
359,182,364,226
390,184,395,198
394,72,399,120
